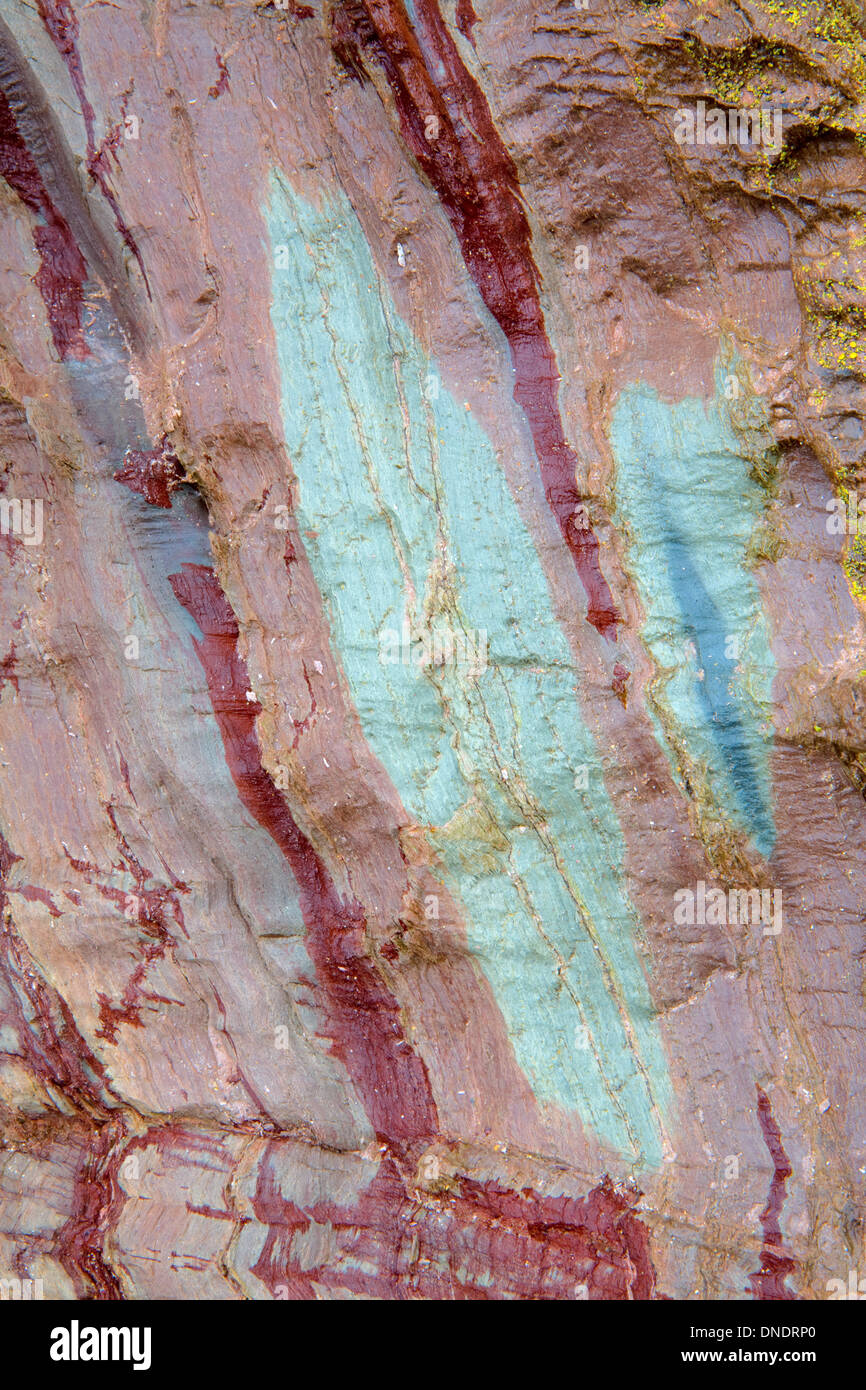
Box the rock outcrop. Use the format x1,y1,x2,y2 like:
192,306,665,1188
0,0,864,1299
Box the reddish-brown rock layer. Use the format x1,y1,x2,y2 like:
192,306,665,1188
169,562,439,1148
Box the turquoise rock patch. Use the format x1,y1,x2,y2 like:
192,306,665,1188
609,373,776,858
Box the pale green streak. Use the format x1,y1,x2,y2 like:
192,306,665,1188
267,173,670,1165
609,374,776,856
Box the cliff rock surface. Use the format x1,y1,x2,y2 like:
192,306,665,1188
0,0,865,1300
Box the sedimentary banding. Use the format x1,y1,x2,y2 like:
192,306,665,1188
169,561,440,1147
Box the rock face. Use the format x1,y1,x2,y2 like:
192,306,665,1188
0,0,864,1301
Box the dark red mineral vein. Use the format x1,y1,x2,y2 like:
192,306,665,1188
252,1148,659,1299
0,861,108,1116
0,87,87,359
208,51,230,99
63,804,190,1042
454,0,478,44
0,825,61,915
0,641,18,693
0,831,125,1297
749,1085,798,1300
33,0,92,131
53,1120,126,1300
116,743,137,803
168,562,438,1146
17,883,61,915
612,659,630,706
331,0,619,639
36,0,150,293
114,441,184,509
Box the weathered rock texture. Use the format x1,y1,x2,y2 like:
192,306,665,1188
0,0,865,1300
